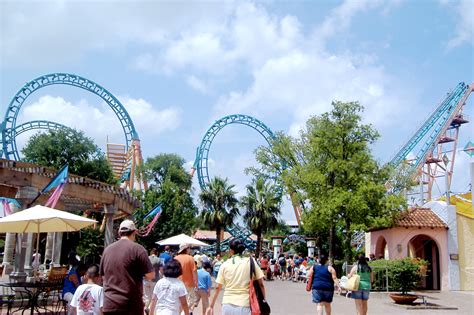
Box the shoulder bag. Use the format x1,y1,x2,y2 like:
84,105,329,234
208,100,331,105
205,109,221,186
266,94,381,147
346,264,360,291
250,257,271,315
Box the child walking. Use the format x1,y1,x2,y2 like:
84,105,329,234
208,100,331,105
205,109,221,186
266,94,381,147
150,259,190,315
191,258,212,315
70,264,104,315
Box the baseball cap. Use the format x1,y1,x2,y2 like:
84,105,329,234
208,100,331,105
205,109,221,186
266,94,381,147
119,220,137,232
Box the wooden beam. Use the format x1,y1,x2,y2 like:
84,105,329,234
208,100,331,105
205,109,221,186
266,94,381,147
0,169,136,214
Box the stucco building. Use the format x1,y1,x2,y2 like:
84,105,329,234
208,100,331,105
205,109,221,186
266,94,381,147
366,193,473,291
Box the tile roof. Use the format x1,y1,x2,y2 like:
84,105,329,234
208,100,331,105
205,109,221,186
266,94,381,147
394,208,448,229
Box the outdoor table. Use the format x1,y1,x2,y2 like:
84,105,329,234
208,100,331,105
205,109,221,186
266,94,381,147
0,280,63,315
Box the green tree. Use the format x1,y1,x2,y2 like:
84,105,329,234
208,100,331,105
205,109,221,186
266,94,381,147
241,177,282,256
299,101,405,261
135,153,198,251
252,102,406,261
199,177,239,255
22,129,115,184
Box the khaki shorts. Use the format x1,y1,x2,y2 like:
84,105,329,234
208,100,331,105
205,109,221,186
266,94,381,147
186,286,198,308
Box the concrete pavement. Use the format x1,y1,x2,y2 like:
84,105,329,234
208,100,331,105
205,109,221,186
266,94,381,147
193,278,474,315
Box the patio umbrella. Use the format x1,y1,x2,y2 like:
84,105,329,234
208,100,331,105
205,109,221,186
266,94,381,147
157,233,208,246
0,205,97,263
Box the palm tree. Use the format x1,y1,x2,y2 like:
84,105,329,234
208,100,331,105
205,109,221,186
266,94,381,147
199,177,239,254
241,177,282,257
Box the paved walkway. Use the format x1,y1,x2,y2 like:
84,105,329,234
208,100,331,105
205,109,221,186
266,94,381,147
193,279,474,315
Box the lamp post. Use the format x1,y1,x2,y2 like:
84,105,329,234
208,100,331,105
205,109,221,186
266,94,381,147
271,236,284,259
306,238,317,258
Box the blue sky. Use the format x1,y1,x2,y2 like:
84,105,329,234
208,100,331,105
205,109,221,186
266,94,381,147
1,0,473,221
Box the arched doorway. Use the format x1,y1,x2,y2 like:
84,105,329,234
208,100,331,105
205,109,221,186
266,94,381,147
375,236,388,259
408,234,441,290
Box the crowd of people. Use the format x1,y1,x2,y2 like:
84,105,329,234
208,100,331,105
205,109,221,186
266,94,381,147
60,219,374,315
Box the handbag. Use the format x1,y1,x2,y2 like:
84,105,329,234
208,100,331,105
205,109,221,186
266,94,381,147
346,274,360,291
250,257,271,315
306,265,314,292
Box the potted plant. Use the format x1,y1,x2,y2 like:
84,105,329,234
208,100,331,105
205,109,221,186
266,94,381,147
388,258,427,304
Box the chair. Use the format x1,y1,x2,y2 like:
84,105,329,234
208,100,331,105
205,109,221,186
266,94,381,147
0,285,14,315
40,267,68,314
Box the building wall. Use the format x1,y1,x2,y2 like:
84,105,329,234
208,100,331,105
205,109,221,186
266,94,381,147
368,227,449,291
457,214,474,290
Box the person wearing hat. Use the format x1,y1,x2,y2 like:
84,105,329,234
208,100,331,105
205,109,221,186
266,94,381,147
99,219,155,315
175,243,198,313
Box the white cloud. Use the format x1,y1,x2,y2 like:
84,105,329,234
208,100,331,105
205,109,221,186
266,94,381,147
131,2,303,76
215,50,415,137
445,0,474,49
16,95,181,151
0,1,234,67
186,75,209,94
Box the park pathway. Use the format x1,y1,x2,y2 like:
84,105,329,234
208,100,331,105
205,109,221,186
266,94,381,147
192,278,474,315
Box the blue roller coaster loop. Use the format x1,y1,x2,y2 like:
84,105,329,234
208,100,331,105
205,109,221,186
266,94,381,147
194,114,276,252
1,73,139,160
194,114,276,190
389,82,469,171
14,120,70,136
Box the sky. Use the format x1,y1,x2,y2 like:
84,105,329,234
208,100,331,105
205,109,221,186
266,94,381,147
1,0,473,221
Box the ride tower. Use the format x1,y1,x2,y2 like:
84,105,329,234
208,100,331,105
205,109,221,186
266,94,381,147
390,82,473,204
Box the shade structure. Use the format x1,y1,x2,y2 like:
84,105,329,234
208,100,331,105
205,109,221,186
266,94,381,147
0,205,97,233
157,233,208,246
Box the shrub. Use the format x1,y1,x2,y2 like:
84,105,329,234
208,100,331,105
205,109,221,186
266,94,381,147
370,258,427,294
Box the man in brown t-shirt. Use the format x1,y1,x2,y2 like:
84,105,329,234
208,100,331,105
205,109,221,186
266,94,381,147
175,243,198,310
100,220,154,315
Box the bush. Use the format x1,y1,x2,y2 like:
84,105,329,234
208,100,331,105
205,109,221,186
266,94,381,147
370,258,427,294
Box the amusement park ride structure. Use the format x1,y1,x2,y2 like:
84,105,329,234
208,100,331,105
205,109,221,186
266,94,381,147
1,73,472,243
0,73,147,191
389,82,473,203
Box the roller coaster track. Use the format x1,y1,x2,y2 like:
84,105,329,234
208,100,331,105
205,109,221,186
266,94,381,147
389,81,473,201
193,114,278,251
14,120,70,136
1,73,139,161
1,73,146,190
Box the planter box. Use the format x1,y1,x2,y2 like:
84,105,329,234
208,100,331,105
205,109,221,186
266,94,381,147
389,293,418,305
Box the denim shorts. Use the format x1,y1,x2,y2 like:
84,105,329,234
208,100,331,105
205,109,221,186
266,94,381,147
351,290,370,300
312,289,334,303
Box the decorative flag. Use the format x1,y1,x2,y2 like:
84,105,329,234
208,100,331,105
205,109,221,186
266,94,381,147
43,164,69,208
144,203,162,220
464,141,474,157
0,197,20,217
42,164,69,193
138,204,163,237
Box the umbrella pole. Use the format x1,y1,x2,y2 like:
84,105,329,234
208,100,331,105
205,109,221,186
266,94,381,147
35,226,40,278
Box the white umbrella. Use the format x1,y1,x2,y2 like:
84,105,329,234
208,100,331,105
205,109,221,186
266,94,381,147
0,205,97,265
157,233,208,246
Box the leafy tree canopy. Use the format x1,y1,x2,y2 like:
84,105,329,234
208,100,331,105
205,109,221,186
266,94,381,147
135,153,198,251
241,176,282,256
199,177,239,254
22,129,115,184
142,153,192,190
252,101,406,261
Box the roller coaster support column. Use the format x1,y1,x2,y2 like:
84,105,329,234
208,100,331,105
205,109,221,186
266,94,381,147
471,162,474,207
290,192,302,225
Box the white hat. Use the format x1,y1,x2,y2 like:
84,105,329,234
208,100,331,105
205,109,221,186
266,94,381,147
178,243,190,254
119,220,137,232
